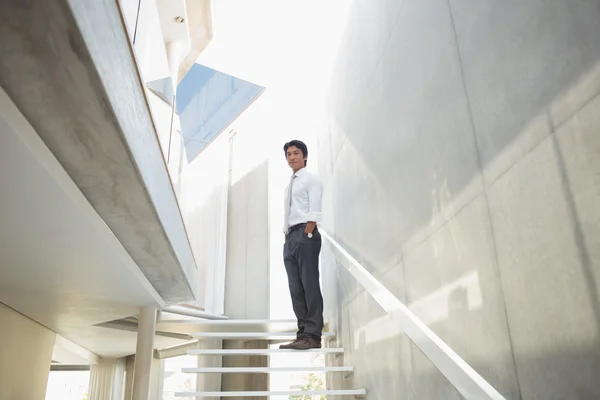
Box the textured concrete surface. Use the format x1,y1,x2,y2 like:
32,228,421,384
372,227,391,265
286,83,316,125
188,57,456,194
195,339,223,400
403,194,520,398
318,0,600,398
0,0,197,304
449,0,600,185
221,340,269,400
323,264,464,400
487,93,600,400
225,160,270,319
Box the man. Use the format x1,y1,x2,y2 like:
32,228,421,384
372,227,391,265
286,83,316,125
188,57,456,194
280,140,324,350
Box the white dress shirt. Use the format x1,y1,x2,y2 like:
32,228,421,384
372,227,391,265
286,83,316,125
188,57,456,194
283,167,323,233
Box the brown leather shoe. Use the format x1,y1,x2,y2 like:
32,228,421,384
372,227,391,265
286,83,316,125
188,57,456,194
279,338,301,349
288,336,321,350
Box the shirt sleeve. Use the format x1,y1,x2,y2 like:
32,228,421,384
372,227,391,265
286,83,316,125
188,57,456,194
306,175,323,222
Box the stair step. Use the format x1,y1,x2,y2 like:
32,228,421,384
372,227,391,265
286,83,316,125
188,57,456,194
191,331,335,339
156,319,302,335
175,389,367,397
182,366,353,373
163,318,297,325
187,347,344,356
161,306,229,320
155,319,337,338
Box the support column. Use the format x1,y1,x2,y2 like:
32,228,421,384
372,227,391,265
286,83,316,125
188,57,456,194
132,307,157,400
166,40,182,91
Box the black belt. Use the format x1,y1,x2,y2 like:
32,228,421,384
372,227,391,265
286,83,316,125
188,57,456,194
287,223,306,235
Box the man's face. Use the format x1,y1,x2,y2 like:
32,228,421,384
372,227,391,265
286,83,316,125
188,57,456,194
286,146,306,171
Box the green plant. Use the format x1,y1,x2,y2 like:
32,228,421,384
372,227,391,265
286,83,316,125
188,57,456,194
289,373,326,400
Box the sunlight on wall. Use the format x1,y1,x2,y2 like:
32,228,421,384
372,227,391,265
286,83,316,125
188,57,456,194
350,270,483,352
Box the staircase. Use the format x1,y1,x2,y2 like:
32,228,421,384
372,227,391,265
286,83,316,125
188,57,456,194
157,317,367,398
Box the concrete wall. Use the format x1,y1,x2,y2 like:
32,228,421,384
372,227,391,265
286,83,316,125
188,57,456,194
221,340,268,399
225,156,270,319
318,1,600,399
195,339,223,399
0,0,198,305
179,131,230,314
0,303,56,400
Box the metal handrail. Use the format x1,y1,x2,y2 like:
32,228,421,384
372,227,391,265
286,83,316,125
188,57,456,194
320,229,506,400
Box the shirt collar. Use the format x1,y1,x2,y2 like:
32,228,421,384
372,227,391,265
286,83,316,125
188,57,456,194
293,167,307,178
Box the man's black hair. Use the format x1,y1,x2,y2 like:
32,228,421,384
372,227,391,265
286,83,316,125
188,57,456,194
283,140,308,166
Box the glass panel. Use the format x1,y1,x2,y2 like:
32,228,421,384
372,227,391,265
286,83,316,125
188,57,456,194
176,64,264,161
147,77,175,107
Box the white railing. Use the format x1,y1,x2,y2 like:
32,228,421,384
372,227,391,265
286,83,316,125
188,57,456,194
161,305,229,320
320,229,506,400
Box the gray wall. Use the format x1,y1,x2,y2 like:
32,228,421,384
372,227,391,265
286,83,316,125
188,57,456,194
0,0,198,305
225,160,270,319
195,339,223,399
318,1,600,399
221,340,269,399
0,303,56,400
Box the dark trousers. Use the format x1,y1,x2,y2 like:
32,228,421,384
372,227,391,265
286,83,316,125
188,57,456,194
283,224,324,340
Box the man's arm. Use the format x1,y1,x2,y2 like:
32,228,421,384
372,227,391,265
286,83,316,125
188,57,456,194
305,176,323,234
305,221,317,234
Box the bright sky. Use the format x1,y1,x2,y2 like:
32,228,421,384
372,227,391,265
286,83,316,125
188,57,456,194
195,2,353,397
198,0,351,87
197,0,353,144
45,371,90,400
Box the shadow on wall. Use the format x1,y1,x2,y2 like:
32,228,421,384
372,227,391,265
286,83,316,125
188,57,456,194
323,0,600,343
331,322,600,400
325,0,600,260
549,119,600,333
323,255,599,400
323,264,471,400
317,1,600,399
